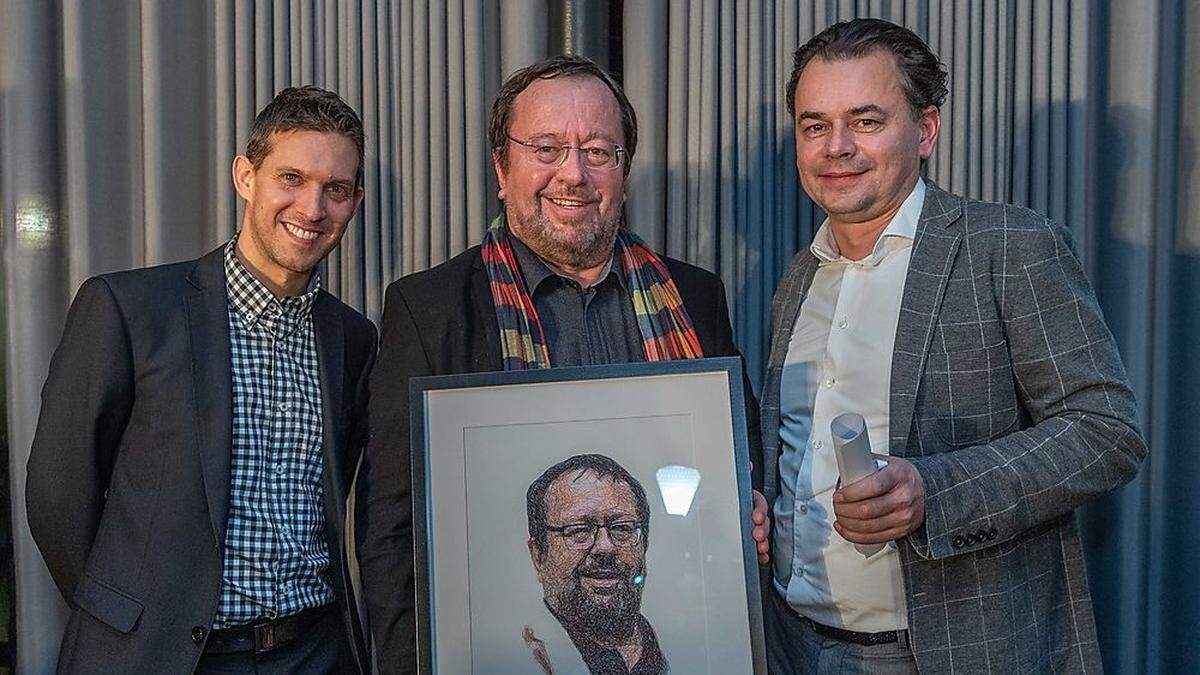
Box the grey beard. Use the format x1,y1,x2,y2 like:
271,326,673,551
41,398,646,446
513,211,619,270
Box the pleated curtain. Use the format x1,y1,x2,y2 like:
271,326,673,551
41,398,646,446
4,1,1197,673
622,3,1196,673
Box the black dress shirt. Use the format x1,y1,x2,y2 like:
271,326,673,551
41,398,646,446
510,235,647,367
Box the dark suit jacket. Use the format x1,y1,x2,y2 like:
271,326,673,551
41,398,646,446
355,244,761,673
25,247,378,674
761,184,1146,673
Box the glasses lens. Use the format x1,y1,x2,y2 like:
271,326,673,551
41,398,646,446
608,521,640,544
582,145,615,168
553,521,642,549
551,524,587,548
531,143,565,165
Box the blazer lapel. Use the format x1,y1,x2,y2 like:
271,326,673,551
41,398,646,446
185,249,234,545
311,295,365,664
470,252,503,370
313,293,347,508
760,250,819,501
887,184,964,457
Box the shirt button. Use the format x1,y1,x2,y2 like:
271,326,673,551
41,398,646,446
812,440,823,450
275,463,286,475
191,626,207,644
823,378,835,388
799,502,808,514
278,402,290,412
837,318,848,329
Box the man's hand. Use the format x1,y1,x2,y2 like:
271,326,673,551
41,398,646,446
832,456,925,545
751,489,770,564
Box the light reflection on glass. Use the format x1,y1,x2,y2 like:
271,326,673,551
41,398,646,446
655,464,701,516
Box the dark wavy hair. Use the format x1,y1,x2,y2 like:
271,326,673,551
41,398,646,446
785,18,948,120
489,54,638,176
245,85,365,186
526,453,651,555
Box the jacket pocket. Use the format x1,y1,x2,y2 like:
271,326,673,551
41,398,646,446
922,340,1019,447
73,572,144,633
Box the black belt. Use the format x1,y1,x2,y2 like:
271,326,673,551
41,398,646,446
775,591,907,647
205,604,337,655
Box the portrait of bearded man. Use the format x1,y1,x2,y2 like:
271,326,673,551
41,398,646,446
524,454,668,675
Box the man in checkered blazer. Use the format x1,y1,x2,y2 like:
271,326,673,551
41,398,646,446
27,87,377,673
757,19,1146,674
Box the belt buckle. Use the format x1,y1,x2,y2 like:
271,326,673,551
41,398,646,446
254,621,277,654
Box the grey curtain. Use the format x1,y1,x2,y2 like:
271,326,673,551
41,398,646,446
3,0,1195,673
621,1,1196,673
5,2,214,668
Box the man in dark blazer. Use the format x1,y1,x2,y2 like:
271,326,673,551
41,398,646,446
761,19,1146,674
26,86,377,674
355,55,765,672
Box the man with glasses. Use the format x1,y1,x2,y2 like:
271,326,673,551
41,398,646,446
522,454,665,674
355,54,763,672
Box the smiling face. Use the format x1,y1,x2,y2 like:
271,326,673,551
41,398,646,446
530,468,647,639
494,75,627,272
792,51,939,229
232,129,363,296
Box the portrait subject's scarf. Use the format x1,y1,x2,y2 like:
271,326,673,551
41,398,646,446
481,216,704,370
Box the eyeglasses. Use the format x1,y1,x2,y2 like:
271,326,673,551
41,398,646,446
507,135,626,170
545,519,644,550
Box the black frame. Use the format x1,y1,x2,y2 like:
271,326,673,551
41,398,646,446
410,356,765,674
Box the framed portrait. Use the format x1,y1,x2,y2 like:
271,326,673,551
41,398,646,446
411,357,766,674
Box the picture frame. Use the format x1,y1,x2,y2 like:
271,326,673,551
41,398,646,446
410,356,766,674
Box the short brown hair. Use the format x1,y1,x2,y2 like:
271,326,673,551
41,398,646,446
489,55,638,176
245,86,365,186
785,18,948,120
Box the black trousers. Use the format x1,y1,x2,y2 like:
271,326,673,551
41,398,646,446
195,608,357,675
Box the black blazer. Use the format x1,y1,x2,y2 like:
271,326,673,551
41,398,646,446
355,244,762,672
25,248,377,674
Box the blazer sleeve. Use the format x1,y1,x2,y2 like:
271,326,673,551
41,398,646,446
907,218,1147,560
355,281,428,674
26,277,135,602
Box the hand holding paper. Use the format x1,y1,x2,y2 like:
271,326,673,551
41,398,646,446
832,459,926,546
830,413,926,549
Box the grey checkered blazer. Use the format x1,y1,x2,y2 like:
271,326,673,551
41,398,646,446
760,183,1146,673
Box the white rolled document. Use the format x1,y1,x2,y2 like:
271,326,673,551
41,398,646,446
830,412,885,558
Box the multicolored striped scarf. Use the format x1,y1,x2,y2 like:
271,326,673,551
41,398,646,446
481,216,704,370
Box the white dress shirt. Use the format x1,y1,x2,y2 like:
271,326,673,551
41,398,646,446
772,179,926,632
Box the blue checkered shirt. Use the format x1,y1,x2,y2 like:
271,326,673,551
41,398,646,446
214,239,334,627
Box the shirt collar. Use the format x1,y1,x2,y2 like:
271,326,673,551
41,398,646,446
223,235,320,331
810,177,926,265
509,229,623,293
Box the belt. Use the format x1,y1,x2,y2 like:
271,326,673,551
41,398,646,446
205,604,337,655
775,592,907,647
